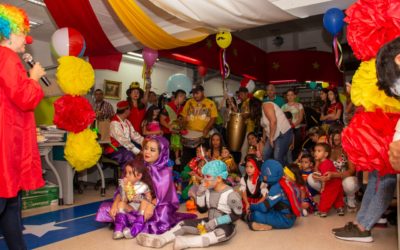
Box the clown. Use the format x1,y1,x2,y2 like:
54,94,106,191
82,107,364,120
0,4,46,250
136,160,242,250
248,159,296,230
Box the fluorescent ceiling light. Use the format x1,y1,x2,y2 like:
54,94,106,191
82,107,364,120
26,0,46,7
123,54,144,62
29,19,43,29
270,0,330,10
127,52,143,58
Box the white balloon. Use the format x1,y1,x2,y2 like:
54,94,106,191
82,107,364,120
247,79,255,92
51,28,69,58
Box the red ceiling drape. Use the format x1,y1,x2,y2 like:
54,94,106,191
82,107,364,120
45,0,122,71
160,35,343,85
159,35,268,81
266,51,344,86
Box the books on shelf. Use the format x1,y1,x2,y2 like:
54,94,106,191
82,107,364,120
37,125,66,143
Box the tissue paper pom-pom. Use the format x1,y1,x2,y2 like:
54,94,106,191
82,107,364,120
64,129,102,172
351,59,400,112
345,0,400,61
53,95,96,133
342,110,400,175
56,56,94,96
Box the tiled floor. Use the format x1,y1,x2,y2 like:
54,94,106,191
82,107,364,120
15,189,399,250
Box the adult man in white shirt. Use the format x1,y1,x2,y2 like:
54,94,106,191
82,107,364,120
104,101,144,167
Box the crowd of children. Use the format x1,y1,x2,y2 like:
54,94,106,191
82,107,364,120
95,79,372,248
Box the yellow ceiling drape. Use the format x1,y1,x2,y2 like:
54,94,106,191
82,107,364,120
108,0,209,50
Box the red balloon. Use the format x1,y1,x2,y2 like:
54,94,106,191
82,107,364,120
198,65,207,77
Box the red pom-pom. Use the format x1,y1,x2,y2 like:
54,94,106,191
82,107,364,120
342,110,400,175
53,95,96,133
345,0,400,61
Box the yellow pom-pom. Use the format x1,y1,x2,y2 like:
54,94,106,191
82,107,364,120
56,56,95,96
351,59,400,112
64,129,102,172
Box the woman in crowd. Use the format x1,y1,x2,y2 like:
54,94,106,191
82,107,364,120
96,136,195,235
209,132,224,160
320,88,343,127
261,100,293,165
126,81,150,135
281,89,305,160
218,91,238,142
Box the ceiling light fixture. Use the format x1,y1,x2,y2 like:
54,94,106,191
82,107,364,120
123,54,144,62
26,0,46,7
29,19,43,29
127,52,143,58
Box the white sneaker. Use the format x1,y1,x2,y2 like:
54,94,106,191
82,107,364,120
113,231,124,240
123,227,133,239
136,233,167,248
347,197,357,209
302,209,308,217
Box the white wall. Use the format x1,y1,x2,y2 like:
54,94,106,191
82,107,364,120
26,39,57,68
94,57,194,107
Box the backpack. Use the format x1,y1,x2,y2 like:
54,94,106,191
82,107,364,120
279,176,302,217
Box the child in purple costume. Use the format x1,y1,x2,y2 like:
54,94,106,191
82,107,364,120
96,136,195,236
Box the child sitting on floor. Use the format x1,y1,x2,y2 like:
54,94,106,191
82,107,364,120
110,158,154,239
240,155,267,219
221,146,241,186
285,164,317,216
180,144,209,201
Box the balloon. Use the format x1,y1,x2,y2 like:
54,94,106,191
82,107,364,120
240,78,255,93
216,31,232,49
166,73,193,95
142,47,158,67
253,90,265,101
198,65,207,77
247,80,255,92
322,82,329,88
51,27,86,58
309,82,317,89
323,8,345,36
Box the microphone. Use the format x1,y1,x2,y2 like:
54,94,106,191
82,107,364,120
22,53,51,86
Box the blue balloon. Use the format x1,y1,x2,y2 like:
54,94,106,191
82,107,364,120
166,73,193,95
323,8,345,36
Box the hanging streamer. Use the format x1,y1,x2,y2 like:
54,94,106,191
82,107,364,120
222,49,230,79
219,49,230,79
142,63,153,86
333,36,343,72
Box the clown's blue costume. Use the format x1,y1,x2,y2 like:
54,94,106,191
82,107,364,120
249,159,296,229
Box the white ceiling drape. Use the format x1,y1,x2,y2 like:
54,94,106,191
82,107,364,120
148,0,296,31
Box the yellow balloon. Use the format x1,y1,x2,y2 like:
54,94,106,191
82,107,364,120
322,82,329,88
216,31,232,49
253,90,265,101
